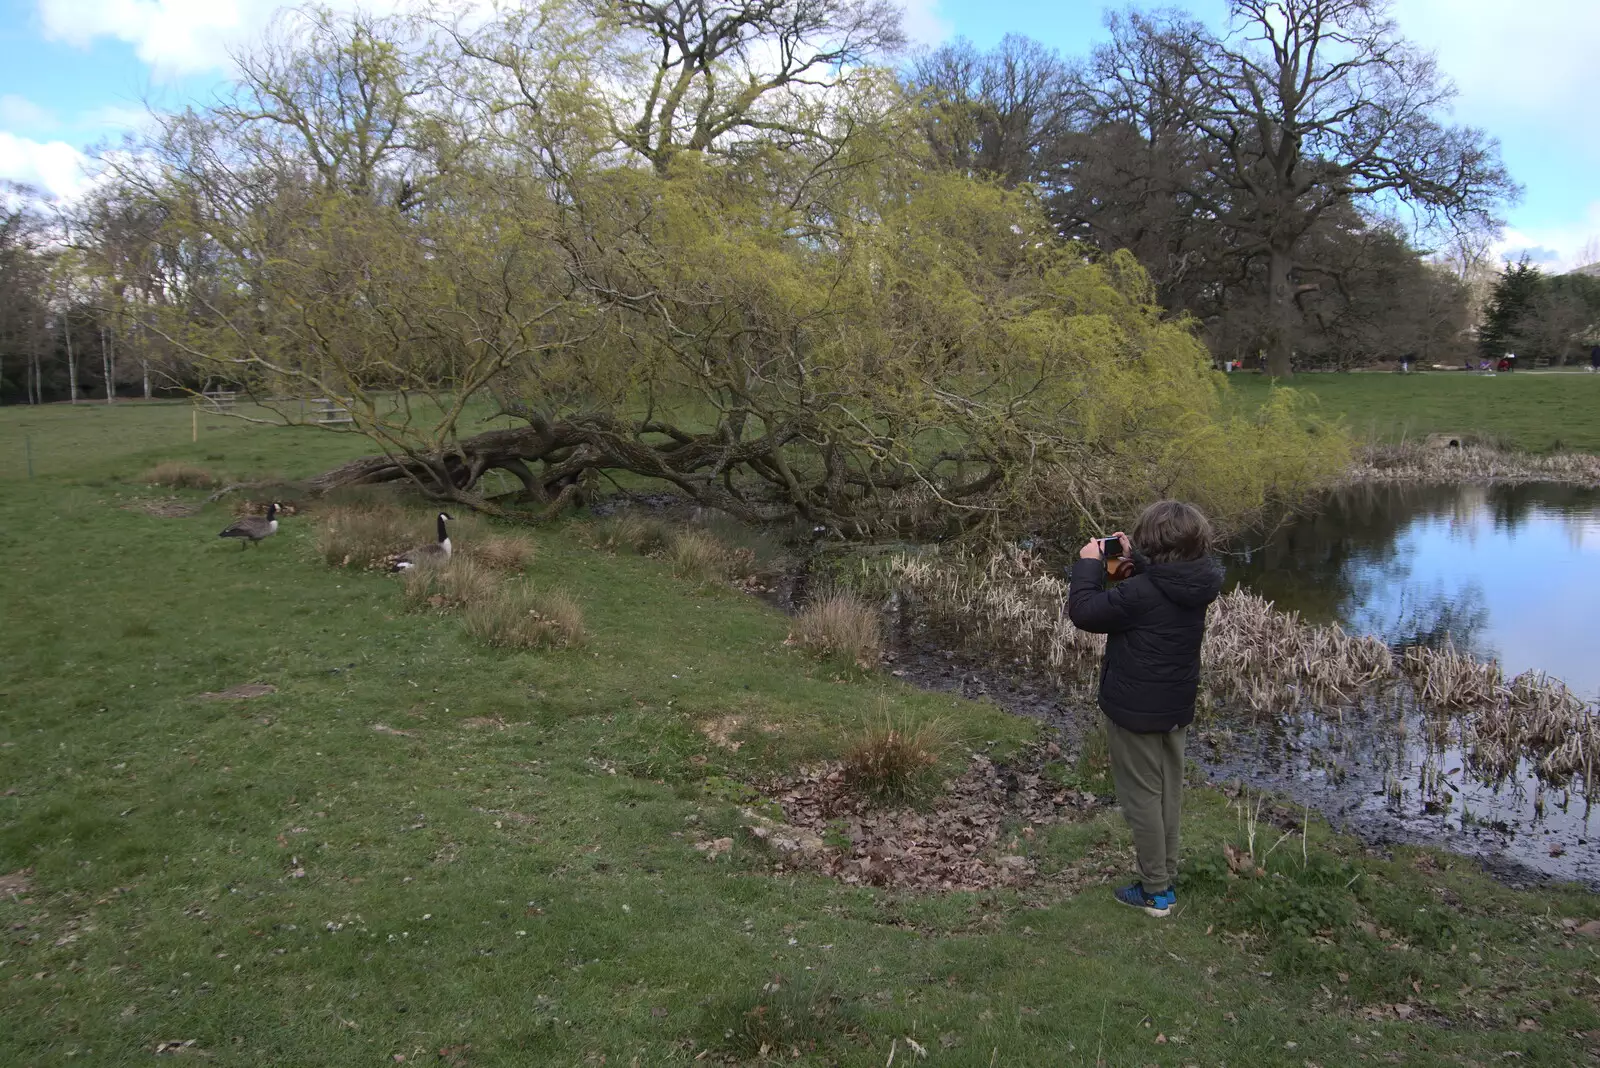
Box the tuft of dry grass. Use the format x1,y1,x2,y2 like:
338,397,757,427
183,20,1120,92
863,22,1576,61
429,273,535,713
788,593,884,669
462,534,536,573
841,717,947,803
668,528,734,583
400,558,499,614
316,503,415,570
462,584,586,649
594,513,675,556
141,462,217,489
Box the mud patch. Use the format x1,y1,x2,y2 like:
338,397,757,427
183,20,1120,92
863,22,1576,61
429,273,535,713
195,683,277,700
700,715,746,751
0,868,34,897
751,746,1101,891
123,497,200,519
371,723,414,737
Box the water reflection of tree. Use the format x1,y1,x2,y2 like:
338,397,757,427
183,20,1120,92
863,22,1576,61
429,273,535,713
1382,584,1491,654
1488,483,1600,529
1231,482,1600,635
1229,483,1459,620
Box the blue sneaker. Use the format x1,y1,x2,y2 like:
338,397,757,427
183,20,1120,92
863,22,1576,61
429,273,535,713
1113,882,1173,917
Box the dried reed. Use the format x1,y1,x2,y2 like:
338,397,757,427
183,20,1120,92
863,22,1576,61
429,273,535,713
1352,443,1600,488
867,544,1599,791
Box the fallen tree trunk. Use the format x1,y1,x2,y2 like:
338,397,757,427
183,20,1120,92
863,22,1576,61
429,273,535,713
301,409,1005,534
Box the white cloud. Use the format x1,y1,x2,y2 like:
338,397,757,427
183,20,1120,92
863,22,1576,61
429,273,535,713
0,94,58,129
34,0,450,77
0,132,95,200
899,0,952,47
1495,201,1600,274
1393,0,1599,126
82,103,158,133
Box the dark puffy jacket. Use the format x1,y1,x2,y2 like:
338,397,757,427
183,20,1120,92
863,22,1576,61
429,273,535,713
1067,553,1225,733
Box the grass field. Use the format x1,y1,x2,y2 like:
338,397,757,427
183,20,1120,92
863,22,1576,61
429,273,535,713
1226,370,1600,453
2,402,1599,1065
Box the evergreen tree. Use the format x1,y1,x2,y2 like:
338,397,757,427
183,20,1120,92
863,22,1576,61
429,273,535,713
1480,258,1544,359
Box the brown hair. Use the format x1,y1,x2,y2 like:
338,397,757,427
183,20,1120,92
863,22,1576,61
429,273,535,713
1130,500,1213,564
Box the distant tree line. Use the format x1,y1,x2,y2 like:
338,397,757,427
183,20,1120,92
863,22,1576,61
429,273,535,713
0,0,1516,411
0,182,202,404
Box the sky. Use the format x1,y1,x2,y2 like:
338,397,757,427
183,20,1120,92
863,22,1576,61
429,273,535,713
2,0,1597,270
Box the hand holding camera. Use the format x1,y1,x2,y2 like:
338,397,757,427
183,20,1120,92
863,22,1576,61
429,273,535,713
1079,532,1134,579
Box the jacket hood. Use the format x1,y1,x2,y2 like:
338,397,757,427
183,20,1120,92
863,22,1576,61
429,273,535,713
1141,554,1225,609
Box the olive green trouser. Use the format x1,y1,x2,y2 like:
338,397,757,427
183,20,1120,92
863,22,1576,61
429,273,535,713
1105,720,1186,894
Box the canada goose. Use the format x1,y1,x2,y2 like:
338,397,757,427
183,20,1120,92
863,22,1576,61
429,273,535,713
219,502,280,548
392,512,453,571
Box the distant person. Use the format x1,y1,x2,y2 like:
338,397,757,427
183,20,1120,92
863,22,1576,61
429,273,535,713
1590,345,1599,372
1069,501,1224,917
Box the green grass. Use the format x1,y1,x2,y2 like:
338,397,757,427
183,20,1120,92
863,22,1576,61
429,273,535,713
1226,370,1600,453
2,404,1598,1065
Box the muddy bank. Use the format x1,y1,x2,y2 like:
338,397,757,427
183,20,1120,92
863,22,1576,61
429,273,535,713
595,495,1600,889
882,611,1600,890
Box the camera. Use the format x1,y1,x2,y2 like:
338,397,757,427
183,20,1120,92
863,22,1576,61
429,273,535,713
1098,536,1122,559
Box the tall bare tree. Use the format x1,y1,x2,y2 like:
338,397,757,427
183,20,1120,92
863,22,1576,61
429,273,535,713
1076,0,1515,377
906,34,1074,187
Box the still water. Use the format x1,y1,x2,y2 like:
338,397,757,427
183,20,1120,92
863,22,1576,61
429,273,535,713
1204,482,1600,884
1229,482,1600,700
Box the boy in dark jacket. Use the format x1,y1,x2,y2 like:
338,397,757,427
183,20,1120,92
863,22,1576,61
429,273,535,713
1068,501,1225,917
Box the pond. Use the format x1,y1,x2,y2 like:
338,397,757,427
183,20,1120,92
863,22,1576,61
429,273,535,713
1209,481,1600,886
1228,481,1600,700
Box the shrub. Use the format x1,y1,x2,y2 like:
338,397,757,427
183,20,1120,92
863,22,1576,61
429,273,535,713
141,462,217,489
788,593,883,668
316,503,415,570
462,534,535,572
462,583,586,649
841,717,947,803
400,558,498,614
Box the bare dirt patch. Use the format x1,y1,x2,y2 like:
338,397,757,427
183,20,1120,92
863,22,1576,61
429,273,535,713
700,715,745,751
0,868,34,897
751,745,1101,892
195,683,277,700
122,498,201,519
